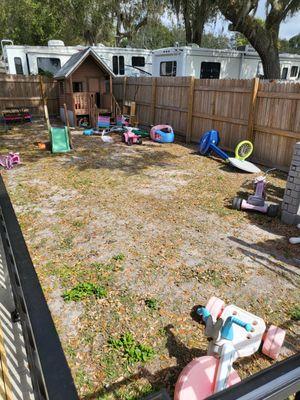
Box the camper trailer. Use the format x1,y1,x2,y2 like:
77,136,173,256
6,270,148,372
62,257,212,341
0,40,152,77
152,45,300,80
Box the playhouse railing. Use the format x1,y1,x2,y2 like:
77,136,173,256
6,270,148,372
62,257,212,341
0,176,78,400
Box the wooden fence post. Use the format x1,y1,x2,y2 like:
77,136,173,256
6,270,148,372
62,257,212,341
123,76,127,103
151,77,157,125
39,75,51,131
186,76,195,144
247,77,259,142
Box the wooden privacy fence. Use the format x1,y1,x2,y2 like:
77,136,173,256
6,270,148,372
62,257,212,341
0,74,59,116
113,76,300,171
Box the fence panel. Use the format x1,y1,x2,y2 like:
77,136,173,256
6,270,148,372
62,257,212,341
113,76,300,170
0,74,59,116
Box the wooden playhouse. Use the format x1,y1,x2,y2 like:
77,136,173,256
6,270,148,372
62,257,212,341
54,47,120,127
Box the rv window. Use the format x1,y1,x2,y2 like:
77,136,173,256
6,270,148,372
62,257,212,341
37,57,61,75
290,66,298,77
112,56,118,74
132,56,145,67
160,61,177,76
112,55,125,75
59,81,64,94
119,56,125,75
14,57,23,75
281,67,288,79
72,82,83,92
200,62,221,79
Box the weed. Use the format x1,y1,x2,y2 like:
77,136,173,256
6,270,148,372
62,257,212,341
60,236,74,250
108,332,155,364
198,269,223,287
145,298,159,310
62,282,107,302
290,306,300,321
72,220,85,228
112,253,125,261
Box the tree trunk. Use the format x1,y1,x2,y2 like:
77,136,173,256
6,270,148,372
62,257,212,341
184,15,192,44
218,3,283,79
246,27,281,79
258,47,281,79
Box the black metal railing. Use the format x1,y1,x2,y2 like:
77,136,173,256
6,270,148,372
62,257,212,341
0,175,78,400
207,349,300,400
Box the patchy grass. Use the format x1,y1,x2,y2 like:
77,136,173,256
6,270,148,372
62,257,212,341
145,298,160,310
108,332,155,364
290,306,300,321
2,120,299,399
62,282,107,302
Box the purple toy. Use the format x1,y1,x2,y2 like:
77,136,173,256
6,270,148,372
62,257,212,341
232,170,279,217
0,152,21,170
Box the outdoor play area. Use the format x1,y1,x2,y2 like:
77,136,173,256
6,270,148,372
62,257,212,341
1,118,299,399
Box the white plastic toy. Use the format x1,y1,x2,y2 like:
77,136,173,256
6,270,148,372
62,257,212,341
289,224,300,244
174,297,286,400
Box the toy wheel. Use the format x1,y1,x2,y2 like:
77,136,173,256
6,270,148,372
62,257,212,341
232,197,243,210
235,140,253,161
267,204,279,217
137,137,142,145
262,325,285,360
206,297,225,320
121,134,125,142
174,356,240,400
127,138,133,146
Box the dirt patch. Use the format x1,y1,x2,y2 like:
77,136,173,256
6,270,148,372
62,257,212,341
2,120,299,399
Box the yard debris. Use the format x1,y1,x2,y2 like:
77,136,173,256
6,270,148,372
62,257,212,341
2,120,299,399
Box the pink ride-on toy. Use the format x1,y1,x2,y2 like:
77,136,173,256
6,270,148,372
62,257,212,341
174,296,285,400
122,127,142,146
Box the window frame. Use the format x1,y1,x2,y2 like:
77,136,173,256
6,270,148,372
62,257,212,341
37,57,61,75
290,66,298,78
112,55,125,75
200,61,221,79
132,56,145,67
281,67,288,79
72,82,83,93
14,57,24,75
160,61,177,77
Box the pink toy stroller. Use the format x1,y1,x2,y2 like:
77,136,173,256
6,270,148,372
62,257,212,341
0,152,21,170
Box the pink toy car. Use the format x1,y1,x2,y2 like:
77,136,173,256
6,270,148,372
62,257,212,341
174,297,286,400
122,128,142,146
0,152,21,170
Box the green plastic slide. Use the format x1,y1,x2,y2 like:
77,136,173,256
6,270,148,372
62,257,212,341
50,126,71,153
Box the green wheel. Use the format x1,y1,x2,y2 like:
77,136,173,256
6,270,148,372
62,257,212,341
235,140,253,161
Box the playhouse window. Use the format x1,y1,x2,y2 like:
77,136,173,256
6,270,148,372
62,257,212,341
37,57,61,75
14,57,23,75
281,67,288,79
160,61,177,76
72,82,83,92
112,56,125,75
132,56,145,67
290,66,298,77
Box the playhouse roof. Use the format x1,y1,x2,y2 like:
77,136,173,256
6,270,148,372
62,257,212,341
54,47,115,79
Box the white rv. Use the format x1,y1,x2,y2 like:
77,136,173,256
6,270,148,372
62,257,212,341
0,40,152,77
152,45,300,80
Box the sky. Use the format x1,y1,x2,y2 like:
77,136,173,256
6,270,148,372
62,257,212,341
206,0,300,39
